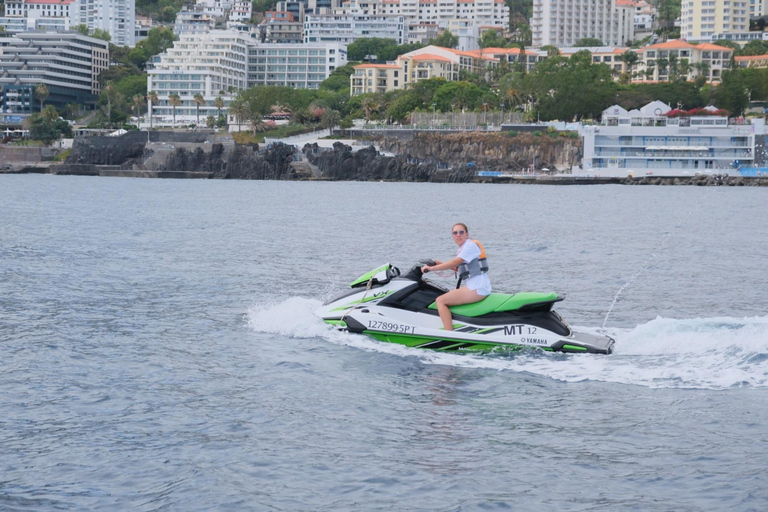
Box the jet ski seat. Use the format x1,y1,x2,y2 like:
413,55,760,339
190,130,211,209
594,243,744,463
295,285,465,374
428,292,562,317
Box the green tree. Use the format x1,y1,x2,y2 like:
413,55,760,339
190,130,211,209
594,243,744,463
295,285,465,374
320,109,341,130
739,40,768,57
147,90,158,128
27,112,71,144
319,63,357,92
168,93,182,125
214,96,225,119
193,93,205,125
523,51,616,121
73,24,89,35
91,29,111,42
428,30,459,49
432,81,484,112
714,70,748,115
573,38,604,47
479,30,508,49
132,93,146,119
228,98,249,131
35,83,49,112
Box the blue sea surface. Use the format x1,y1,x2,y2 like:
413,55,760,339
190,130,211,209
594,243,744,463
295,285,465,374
1,175,767,511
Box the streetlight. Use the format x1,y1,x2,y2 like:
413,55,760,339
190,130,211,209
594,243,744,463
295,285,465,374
483,102,488,125
432,103,436,128
451,103,456,128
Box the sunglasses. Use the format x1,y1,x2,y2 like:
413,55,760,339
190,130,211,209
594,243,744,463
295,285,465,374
452,230,466,236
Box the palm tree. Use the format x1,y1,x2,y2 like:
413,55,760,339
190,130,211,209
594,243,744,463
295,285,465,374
35,83,49,112
228,99,250,132
132,94,145,119
168,93,182,126
193,93,205,125
320,109,341,131
270,103,291,115
41,104,60,123
103,81,116,126
360,95,380,123
147,90,158,129
250,115,268,133
619,50,639,76
214,96,225,118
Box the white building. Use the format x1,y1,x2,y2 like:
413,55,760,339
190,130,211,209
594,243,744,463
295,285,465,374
147,30,346,124
147,30,250,123
247,41,347,88
341,0,509,31
1,0,137,47
0,32,109,123
582,101,759,176
303,13,407,44
531,0,635,48
229,0,253,21
681,0,750,41
174,8,217,36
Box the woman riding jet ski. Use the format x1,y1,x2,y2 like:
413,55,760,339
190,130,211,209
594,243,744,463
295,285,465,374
315,258,615,355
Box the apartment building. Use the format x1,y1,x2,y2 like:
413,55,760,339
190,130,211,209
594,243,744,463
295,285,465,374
258,12,304,43
531,0,635,47
735,53,768,68
173,8,217,36
147,30,345,123
274,0,341,23
635,40,733,83
0,0,134,46
681,0,750,41
481,47,547,72
350,44,496,95
0,32,109,123
343,0,508,28
303,13,407,44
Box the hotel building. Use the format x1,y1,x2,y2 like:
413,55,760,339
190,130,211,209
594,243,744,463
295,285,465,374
634,40,734,83
303,13,408,44
531,0,635,47
0,32,109,123
147,30,346,123
680,0,749,41
350,44,496,95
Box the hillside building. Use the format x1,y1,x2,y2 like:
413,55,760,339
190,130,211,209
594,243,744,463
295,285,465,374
680,0,750,41
531,0,635,47
0,32,109,124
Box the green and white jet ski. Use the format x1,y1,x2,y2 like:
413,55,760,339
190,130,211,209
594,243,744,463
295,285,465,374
315,262,615,354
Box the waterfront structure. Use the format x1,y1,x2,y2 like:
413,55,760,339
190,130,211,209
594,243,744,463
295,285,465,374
147,30,345,124
531,0,635,47
634,40,733,83
0,32,109,124
680,0,749,41
350,45,496,95
303,13,407,45
582,101,758,175
0,0,135,46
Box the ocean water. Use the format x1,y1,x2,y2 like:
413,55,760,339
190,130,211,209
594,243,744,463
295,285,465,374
1,175,767,511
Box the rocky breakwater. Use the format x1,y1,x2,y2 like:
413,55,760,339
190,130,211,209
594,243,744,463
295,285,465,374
625,174,768,186
302,142,473,182
369,132,582,174
161,143,299,179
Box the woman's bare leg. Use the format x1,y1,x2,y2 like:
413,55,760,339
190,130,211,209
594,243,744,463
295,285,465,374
435,287,485,331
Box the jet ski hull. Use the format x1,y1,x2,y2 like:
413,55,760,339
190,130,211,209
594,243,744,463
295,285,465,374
316,263,614,355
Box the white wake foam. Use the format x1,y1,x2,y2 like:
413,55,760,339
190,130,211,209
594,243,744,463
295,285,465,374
246,299,768,390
